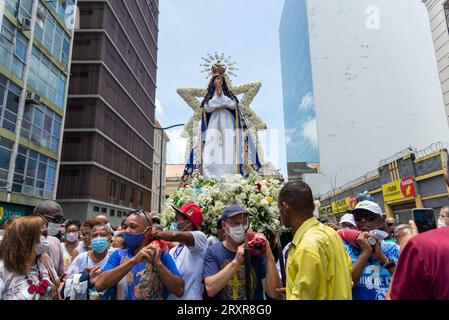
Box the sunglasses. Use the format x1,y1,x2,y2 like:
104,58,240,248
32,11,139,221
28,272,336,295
353,211,378,222
386,223,395,227
127,209,152,227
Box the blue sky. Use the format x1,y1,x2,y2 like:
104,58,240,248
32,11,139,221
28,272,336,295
156,0,287,175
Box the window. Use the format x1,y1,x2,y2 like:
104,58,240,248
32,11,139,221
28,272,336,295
117,211,122,218
140,191,144,208
101,207,107,213
109,209,115,217
120,183,126,201
0,75,22,133
21,103,62,153
129,187,135,205
0,136,14,187
34,2,73,67
12,146,57,198
28,47,66,109
93,206,100,212
0,19,28,79
109,179,117,198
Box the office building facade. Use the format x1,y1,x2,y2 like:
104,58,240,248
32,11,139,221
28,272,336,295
0,0,76,223
57,0,159,224
423,0,449,126
280,0,320,182
280,0,449,194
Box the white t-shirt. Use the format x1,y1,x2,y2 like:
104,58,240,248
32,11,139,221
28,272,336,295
66,250,112,276
168,231,207,300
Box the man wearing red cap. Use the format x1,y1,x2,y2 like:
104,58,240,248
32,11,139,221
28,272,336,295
151,203,208,300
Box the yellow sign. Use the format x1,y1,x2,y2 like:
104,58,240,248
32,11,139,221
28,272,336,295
0,207,4,220
331,197,350,214
382,176,416,203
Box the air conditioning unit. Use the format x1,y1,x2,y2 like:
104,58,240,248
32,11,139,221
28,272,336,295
26,92,41,104
18,16,32,30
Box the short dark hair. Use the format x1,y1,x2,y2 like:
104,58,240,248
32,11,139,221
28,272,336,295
279,182,315,216
65,220,81,230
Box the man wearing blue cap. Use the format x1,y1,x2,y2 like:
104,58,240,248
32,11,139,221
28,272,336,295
202,204,280,300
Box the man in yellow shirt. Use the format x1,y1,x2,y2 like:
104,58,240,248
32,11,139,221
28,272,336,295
278,182,353,300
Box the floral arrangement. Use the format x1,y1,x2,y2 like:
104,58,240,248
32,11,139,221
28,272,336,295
161,171,283,237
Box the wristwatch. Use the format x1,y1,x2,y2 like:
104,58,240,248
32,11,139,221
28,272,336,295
382,258,396,270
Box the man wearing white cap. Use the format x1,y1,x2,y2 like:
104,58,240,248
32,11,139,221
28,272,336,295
344,200,399,300
339,214,357,230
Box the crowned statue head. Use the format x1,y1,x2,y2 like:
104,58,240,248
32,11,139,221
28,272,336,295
200,53,240,107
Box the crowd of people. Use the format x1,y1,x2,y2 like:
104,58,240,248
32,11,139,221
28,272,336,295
0,178,448,300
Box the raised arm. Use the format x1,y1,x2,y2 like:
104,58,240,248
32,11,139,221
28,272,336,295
204,245,243,298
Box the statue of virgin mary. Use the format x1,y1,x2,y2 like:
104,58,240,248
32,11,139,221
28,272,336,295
179,56,263,182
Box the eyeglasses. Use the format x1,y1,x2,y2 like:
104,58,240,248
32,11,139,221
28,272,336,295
353,211,378,222
127,210,152,227
386,223,395,227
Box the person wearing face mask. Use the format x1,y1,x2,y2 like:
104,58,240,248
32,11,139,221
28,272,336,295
437,206,449,228
94,215,114,235
0,216,60,300
203,204,280,300
347,200,399,300
63,222,113,300
278,182,352,300
32,200,65,278
62,220,82,272
95,210,184,300
150,203,207,300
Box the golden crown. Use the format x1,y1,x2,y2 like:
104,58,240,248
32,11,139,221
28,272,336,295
200,52,238,79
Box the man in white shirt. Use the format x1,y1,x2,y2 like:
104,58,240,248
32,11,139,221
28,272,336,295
151,203,207,300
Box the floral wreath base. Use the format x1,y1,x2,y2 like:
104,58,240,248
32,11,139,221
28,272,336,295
161,170,284,237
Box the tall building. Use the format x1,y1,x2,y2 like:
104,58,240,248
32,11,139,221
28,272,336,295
0,0,76,223
279,0,320,182
423,0,449,126
57,0,159,224
151,120,169,213
279,0,449,195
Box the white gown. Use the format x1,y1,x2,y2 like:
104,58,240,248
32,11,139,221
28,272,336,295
202,92,240,178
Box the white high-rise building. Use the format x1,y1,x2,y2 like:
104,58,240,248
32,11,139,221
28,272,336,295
423,0,449,126
280,0,449,194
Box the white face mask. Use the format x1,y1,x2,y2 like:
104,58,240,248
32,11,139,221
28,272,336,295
35,236,50,255
225,223,246,244
438,218,448,228
47,222,60,236
66,232,79,242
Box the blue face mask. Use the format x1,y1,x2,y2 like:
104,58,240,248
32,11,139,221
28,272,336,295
91,237,109,254
170,222,178,231
124,232,145,251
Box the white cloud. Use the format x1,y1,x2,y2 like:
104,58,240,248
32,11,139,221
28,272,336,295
298,91,314,112
284,128,298,146
155,98,164,116
166,127,187,164
302,118,318,149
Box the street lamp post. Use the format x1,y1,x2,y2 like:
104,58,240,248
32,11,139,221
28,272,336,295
154,123,184,213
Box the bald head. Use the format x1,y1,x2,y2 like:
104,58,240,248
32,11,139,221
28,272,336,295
33,200,64,223
95,215,109,225
394,224,411,248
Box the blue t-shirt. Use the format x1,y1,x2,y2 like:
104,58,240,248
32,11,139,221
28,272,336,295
203,242,266,300
102,248,181,300
344,240,399,300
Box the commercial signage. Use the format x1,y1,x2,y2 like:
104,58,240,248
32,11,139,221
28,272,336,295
382,176,416,202
331,197,350,214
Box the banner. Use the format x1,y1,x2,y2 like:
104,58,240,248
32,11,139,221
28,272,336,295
382,176,416,203
331,197,350,214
